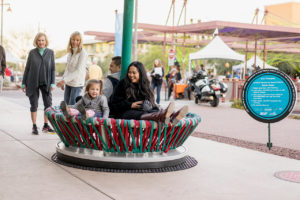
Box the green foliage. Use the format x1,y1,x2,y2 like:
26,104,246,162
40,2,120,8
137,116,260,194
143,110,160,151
289,115,300,120
55,49,67,59
56,63,66,76
231,100,245,110
207,59,241,75
137,44,198,73
175,46,199,72
267,53,300,77
137,45,164,71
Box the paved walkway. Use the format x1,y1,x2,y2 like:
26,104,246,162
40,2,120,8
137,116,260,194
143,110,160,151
0,89,300,200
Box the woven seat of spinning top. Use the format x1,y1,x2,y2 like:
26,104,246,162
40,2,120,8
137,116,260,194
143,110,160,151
45,106,201,153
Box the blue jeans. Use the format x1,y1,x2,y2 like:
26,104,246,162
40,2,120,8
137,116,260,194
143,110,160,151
64,85,82,105
151,82,162,104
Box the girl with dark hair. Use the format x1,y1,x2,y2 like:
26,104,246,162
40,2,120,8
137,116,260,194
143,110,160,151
110,61,188,124
60,79,109,120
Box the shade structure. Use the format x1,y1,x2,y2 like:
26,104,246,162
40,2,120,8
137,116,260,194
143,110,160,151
6,49,24,64
55,54,68,63
189,36,245,61
232,56,277,71
188,35,244,75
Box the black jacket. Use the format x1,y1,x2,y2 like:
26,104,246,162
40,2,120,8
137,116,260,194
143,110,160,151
110,79,147,118
0,45,6,78
22,48,55,97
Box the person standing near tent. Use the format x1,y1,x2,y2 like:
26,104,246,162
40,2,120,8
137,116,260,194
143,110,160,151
56,31,88,105
22,32,55,135
0,45,6,94
150,59,164,104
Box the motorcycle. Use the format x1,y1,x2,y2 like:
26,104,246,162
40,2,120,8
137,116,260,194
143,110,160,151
188,71,228,107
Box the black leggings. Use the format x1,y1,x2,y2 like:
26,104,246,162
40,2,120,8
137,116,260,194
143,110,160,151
29,85,52,112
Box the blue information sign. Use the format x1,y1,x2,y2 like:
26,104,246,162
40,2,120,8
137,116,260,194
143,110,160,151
242,69,297,123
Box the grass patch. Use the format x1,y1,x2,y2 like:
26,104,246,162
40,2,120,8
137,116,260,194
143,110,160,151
289,115,300,120
231,100,245,110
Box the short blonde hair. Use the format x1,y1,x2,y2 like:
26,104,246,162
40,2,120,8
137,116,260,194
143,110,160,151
67,31,83,54
33,32,49,47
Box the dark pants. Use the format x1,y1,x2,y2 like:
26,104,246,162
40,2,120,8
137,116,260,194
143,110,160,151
168,83,173,100
64,85,82,105
151,82,162,104
29,85,52,112
121,108,159,120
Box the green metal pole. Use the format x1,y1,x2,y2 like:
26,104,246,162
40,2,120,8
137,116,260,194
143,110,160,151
120,0,134,79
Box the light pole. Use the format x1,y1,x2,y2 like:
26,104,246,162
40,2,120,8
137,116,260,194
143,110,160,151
0,0,11,45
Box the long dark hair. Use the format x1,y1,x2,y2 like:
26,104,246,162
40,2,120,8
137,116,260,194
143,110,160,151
124,61,155,106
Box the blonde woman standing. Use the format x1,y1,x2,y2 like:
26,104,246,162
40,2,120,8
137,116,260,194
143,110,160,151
57,31,88,105
22,33,55,134
150,59,164,104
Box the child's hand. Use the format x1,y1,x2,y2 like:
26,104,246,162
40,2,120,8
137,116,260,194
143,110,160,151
131,101,143,109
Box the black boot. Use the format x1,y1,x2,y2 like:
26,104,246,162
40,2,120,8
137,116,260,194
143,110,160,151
170,106,188,125
60,101,70,117
77,104,88,120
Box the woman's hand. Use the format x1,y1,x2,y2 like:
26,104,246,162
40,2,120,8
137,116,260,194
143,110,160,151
22,86,26,93
131,101,143,109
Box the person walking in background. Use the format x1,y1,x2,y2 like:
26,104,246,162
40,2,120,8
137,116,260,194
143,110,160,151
0,45,6,94
166,61,182,100
174,62,182,82
56,31,88,105
5,67,11,82
22,33,55,135
88,57,102,80
150,59,164,104
103,56,121,103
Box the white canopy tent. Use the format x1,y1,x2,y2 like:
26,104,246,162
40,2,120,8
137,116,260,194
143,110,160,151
232,56,277,71
6,49,24,64
188,35,244,76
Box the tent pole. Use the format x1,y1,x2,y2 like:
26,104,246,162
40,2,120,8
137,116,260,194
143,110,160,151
254,38,257,72
245,40,248,79
182,32,186,78
263,39,266,69
163,32,166,70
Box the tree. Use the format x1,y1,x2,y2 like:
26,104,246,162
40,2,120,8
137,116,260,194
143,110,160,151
6,29,35,59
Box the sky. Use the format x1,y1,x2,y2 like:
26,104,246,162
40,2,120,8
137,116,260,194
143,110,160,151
3,0,299,52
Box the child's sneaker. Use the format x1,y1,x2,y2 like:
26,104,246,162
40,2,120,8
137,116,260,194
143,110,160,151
77,104,87,120
60,101,70,117
42,124,55,133
32,126,38,135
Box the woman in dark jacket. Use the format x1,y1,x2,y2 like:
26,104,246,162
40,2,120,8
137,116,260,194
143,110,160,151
22,33,55,135
110,61,188,124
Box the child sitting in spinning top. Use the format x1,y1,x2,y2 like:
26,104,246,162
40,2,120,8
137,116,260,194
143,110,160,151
60,79,109,120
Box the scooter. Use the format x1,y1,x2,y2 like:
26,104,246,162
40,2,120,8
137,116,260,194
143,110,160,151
188,71,228,107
